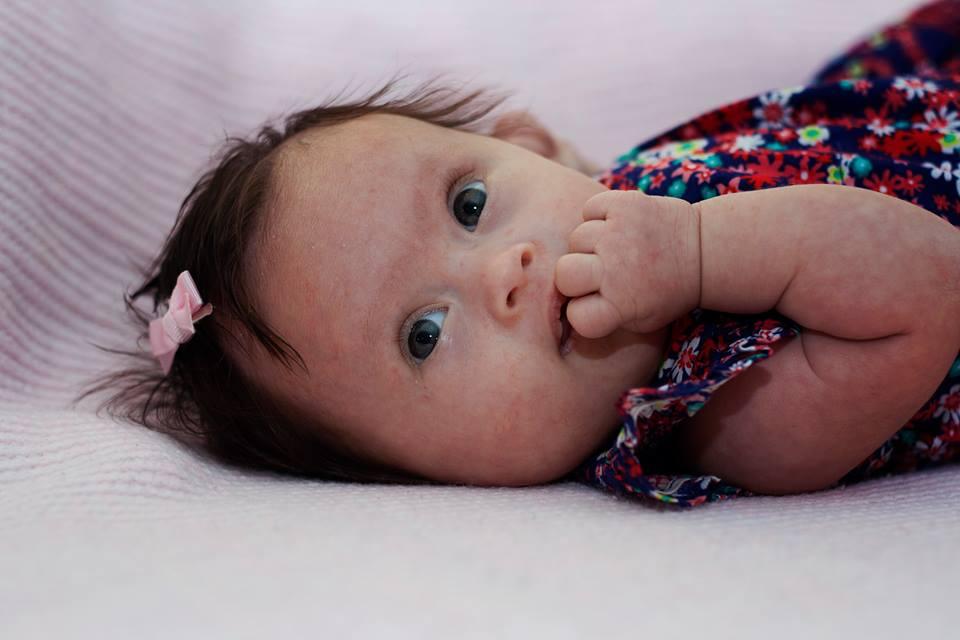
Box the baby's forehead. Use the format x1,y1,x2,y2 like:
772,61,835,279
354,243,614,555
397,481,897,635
279,113,450,160
256,112,451,276
270,114,463,208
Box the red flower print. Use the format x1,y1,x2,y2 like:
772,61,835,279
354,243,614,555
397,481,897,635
884,85,907,109
672,159,709,184
908,129,944,156
675,337,701,380
716,176,743,195
878,131,913,158
852,79,872,95
926,88,960,111
934,194,949,211
783,155,827,184
859,134,879,151
640,156,673,177
863,169,901,196
745,153,785,188
865,106,894,136
606,174,628,190
775,128,797,143
649,173,666,189
896,170,925,196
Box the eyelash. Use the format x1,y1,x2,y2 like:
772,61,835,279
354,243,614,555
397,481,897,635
444,164,476,209
395,164,477,366
395,303,448,366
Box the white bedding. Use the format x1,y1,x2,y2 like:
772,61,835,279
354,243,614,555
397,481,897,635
2,1,957,637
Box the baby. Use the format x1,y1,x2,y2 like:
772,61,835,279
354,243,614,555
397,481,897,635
81,0,960,507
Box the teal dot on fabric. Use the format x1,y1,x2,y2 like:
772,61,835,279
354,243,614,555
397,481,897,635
766,142,787,151
704,155,722,168
617,152,636,164
668,180,687,198
851,156,873,178
898,429,917,445
896,121,909,129
700,186,718,200
950,357,960,378
637,175,652,192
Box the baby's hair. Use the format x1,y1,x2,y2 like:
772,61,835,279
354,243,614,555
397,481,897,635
75,73,512,483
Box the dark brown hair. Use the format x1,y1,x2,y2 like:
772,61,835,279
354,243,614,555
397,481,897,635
74,73,511,483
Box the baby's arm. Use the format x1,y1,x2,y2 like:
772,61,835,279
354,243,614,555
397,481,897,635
675,184,960,493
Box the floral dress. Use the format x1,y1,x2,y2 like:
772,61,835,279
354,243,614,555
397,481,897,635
571,0,960,507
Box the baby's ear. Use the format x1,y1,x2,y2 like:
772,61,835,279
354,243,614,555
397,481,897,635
490,110,559,159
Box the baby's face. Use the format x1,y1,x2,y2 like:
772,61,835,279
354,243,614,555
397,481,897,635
248,113,668,485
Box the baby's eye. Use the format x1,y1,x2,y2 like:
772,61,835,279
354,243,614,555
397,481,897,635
406,308,446,363
450,180,486,231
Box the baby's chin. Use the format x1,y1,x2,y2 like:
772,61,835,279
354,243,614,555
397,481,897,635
416,415,618,488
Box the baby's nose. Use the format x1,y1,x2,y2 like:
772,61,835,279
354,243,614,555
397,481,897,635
482,241,535,324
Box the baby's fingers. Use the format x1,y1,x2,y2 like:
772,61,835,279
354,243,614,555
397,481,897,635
566,294,621,339
555,253,603,298
567,219,604,253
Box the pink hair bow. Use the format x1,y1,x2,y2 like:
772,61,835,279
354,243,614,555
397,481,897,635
149,270,214,375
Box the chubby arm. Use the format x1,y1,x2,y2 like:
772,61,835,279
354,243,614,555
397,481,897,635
675,184,960,493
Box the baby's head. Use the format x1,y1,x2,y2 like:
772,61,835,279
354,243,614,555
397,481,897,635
82,76,667,487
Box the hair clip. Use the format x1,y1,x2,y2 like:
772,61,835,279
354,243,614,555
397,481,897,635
149,270,214,375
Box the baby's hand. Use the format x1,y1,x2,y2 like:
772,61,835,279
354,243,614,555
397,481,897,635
555,190,702,338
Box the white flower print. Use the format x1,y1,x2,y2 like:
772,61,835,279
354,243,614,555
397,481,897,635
916,106,960,134
915,436,947,461
730,134,765,153
923,160,960,181
933,384,960,425
867,116,896,137
636,148,671,165
923,160,960,196
754,327,785,344
893,76,939,100
754,91,796,129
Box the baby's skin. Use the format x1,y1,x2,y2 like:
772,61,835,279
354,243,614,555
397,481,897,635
236,109,960,494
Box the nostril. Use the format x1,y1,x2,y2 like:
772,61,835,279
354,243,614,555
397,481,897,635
520,248,532,268
506,288,516,307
